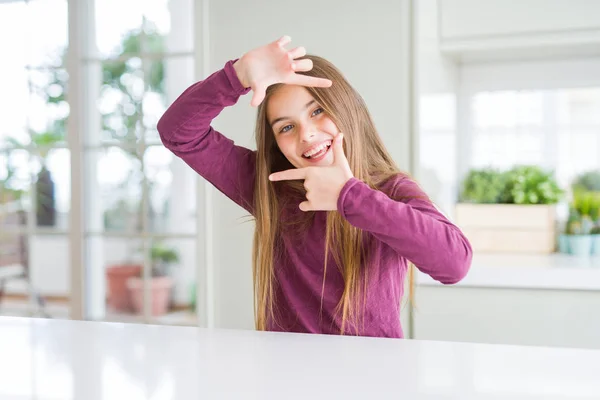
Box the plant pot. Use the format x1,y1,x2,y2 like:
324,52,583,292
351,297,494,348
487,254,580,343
591,234,600,256
567,235,592,256
126,276,174,316
455,203,556,253
106,264,143,312
557,234,570,254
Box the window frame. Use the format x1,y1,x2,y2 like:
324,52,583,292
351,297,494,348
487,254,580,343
64,0,209,326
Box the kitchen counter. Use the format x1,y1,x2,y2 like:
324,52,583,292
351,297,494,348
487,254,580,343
417,253,600,291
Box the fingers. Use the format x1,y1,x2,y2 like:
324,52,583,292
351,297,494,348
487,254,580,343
291,59,313,72
277,35,292,49
289,74,333,88
299,201,312,212
273,36,332,88
288,46,307,60
332,133,346,164
269,168,307,181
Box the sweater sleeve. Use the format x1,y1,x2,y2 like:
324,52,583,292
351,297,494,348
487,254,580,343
337,176,472,284
157,59,256,214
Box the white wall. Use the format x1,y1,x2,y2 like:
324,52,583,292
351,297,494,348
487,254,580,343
437,0,600,62
417,0,459,95
439,0,600,39
415,0,459,217
460,57,600,92
204,0,416,330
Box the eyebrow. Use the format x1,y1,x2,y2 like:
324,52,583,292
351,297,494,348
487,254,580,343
269,100,317,127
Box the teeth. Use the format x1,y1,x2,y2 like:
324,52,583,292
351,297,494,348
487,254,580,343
303,142,331,158
304,144,326,157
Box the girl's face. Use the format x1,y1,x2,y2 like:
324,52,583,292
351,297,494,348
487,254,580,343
267,85,340,169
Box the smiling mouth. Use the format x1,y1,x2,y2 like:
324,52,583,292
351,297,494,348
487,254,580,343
302,141,332,159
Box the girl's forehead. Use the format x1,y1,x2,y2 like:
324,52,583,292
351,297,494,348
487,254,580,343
267,86,315,118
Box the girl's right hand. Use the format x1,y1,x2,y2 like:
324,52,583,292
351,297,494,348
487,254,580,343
233,36,333,107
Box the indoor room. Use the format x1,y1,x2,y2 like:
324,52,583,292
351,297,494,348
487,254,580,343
0,0,599,398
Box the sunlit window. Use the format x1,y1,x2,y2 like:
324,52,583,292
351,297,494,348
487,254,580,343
470,88,600,190
0,0,198,326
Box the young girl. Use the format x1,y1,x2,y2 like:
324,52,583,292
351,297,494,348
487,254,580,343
157,36,472,338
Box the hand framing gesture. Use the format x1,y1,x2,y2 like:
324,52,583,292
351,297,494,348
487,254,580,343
233,36,333,107
269,134,353,211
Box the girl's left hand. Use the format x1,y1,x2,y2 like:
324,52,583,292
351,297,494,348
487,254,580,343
269,133,354,211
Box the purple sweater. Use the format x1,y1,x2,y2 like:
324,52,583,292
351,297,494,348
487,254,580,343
157,60,472,338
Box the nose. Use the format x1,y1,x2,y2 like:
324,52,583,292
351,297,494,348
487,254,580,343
299,124,316,143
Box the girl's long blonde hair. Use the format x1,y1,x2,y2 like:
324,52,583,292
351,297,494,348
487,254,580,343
252,55,415,334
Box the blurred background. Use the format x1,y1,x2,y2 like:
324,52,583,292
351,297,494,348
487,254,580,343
0,0,598,350
0,0,199,326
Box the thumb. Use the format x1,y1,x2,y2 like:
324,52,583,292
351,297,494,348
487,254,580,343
332,133,348,166
250,84,266,107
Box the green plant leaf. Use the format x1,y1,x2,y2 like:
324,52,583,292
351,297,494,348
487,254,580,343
502,165,563,205
459,167,506,204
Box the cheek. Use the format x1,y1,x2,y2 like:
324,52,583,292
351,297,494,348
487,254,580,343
275,136,297,157
320,117,340,134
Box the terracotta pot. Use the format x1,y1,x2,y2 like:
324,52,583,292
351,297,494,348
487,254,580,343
106,264,142,312
126,276,174,316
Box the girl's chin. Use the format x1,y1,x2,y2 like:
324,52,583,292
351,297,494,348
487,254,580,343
300,158,332,168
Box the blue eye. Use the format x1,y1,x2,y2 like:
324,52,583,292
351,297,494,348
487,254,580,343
312,107,324,117
280,125,293,133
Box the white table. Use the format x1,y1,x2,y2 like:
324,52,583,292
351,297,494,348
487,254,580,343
1,317,599,399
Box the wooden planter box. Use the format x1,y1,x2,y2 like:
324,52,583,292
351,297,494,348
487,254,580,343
454,204,557,254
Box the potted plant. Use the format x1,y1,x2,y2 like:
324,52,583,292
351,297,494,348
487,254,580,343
571,171,600,256
560,190,600,257
500,165,563,205
126,243,180,316
563,209,593,256
592,224,600,256
588,191,600,256
458,167,506,204
455,165,563,253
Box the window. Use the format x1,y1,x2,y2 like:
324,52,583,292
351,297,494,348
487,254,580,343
419,93,457,215
0,0,201,326
469,88,600,190
418,59,600,221
81,0,198,324
0,0,70,318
